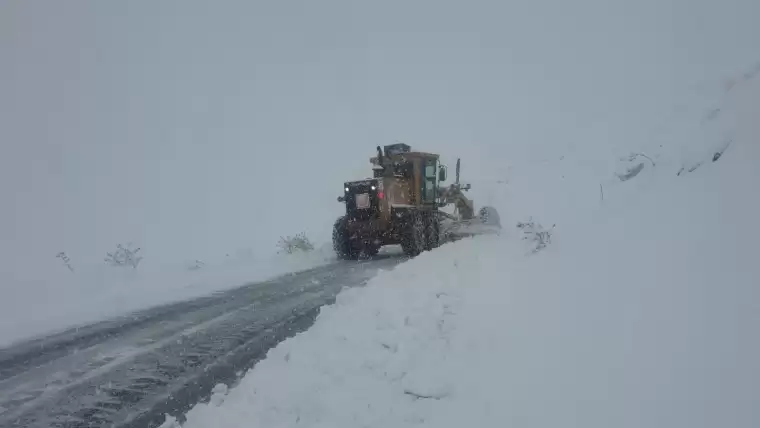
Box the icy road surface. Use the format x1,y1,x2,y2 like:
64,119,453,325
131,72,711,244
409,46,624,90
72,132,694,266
0,254,405,428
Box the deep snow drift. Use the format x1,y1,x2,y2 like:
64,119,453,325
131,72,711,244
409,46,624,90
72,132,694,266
165,72,760,427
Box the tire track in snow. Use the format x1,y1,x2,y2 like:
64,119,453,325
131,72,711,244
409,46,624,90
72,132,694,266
0,254,405,428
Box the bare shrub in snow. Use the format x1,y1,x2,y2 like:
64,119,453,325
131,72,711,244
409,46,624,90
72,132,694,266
277,232,314,254
677,139,732,176
615,152,655,182
56,252,74,272
616,162,645,182
677,163,700,176
517,218,555,253
620,152,656,167
105,243,143,268
187,260,205,271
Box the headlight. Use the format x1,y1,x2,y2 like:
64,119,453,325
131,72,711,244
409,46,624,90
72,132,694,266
345,187,349,192
371,185,376,190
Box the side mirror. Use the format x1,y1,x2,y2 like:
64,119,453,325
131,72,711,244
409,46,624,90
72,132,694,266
438,165,448,182
337,196,346,202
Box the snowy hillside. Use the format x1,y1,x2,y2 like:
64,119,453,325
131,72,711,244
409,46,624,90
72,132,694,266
166,71,760,427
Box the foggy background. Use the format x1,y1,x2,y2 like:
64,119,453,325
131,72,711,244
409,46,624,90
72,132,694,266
2,0,758,284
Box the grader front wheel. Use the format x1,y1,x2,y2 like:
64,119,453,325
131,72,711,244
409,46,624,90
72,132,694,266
401,212,426,257
332,216,359,260
424,215,440,251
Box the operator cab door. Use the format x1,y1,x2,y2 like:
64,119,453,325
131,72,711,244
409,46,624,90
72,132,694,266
422,158,438,205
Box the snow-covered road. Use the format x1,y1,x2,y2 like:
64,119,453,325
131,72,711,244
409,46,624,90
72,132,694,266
0,254,405,428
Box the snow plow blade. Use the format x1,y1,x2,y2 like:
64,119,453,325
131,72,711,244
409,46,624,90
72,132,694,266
439,206,502,242
441,220,501,242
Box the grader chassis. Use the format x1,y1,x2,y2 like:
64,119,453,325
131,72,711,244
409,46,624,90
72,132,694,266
332,143,500,260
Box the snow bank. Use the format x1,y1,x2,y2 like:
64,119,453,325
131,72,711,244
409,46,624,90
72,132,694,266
169,74,760,427
0,245,336,349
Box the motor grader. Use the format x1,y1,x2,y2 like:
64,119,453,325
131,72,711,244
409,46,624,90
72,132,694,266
332,143,500,260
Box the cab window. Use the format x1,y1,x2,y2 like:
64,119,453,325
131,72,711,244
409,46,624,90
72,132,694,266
423,159,437,203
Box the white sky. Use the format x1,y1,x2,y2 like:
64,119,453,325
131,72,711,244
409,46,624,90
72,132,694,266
1,0,758,282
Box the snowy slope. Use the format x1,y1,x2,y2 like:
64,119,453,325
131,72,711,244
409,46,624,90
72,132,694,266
166,72,760,427
0,246,336,349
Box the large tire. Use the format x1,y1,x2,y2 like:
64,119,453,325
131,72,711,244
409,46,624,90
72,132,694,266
401,212,425,257
424,214,440,251
332,216,358,260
